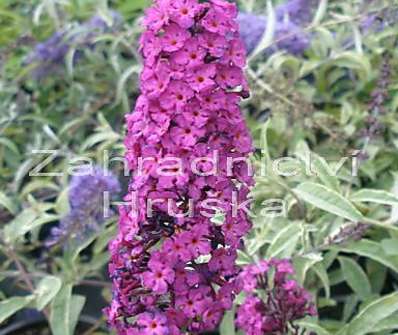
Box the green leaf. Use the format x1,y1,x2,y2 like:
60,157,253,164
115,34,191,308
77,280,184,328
0,137,20,156
20,180,59,198
350,189,398,206
338,256,372,300
49,285,85,335
0,295,34,324
338,239,398,274
81,131,120,151
312,154,340,192
390,172,398,223
313,262,331,299
342,292,398,335
367,259,387,294
2,207,41,243
117,0,150,15
65,232,98,263
294,253,323,284
115,65,140,106
373,313,398,332
297,319,331,335
381,239,398,256
332,51,372,82
312,0,328,25
219,309,235,335
294,182,363,222
69,295,86,335
266,222,302,258
0,191,18,215
248,0,275,61
35,276,62,311
50,284,72,335
3,206,58,243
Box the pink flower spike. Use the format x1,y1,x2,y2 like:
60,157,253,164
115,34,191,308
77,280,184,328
107,0,254,332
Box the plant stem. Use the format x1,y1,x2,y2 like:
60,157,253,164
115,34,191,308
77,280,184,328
3,245,50,320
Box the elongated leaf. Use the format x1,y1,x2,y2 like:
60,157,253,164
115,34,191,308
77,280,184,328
343,292,398,335
381,239,398,256
4,209,59,243
294,253,323,284
35,276,62,311
333,51,371,81
0,295,34,324
219,309,236,335
69,295,86,335
0,137,20,156
0,191,18,215
266,222,302,258
115,65,140,105
338,239,398,274
312,0,328,25
248,0,275,61
294,182,363,222
3,208,38,242
50,284,72,335
20,180,59,198
390,172,398,223
350,189,398,206
373,313,398,332
313,262,331,299
312,154,340,192
297,319,331,335
338,256,372,300
81,131,119,151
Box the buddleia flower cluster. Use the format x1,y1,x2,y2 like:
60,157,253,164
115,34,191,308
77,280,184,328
238,0,317,55
46,166,121,248
359,55,391,160
361,5,398,33
106,0,254,334
236,259,317,335
26,11,121,79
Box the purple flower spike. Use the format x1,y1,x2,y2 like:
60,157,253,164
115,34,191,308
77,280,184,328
237,0,317,55
46,165,120,248
26,11,121,79
105,0,254,334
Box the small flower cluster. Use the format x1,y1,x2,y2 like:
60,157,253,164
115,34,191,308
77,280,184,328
46,166,120,248
26,11,121,79
236,259,317,335
238,0,317,55
106,0,254,334
359,55,391,160
361,6,398,33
